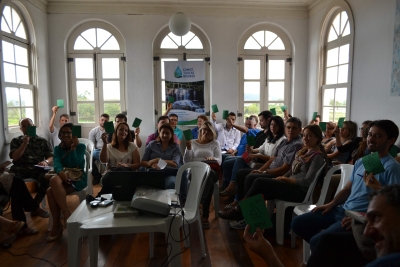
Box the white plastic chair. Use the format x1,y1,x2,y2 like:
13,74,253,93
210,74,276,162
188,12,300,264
78,138,94,194
149,162,211,258
267,160,326,245
213,181,219,218
292,164,354,263
48,150,92,230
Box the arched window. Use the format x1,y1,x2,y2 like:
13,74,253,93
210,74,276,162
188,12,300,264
320,3,354,122
67,21,126,129
1,4,35,131
153,26,210,117
238,25,292,122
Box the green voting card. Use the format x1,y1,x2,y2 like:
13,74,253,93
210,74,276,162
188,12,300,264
132,118,142,128
212,104,219,113
270,108,276,116
312,112,318,120
183,129,193,141
168,96,175,103
246,135,256,146
389,146,398,157
362,152,385,175
72,125,81,138
319,122,327,132
338,117,345,128
104,121,115,134
57,99,64,108
239,194,272,234
280,105,287,112
27,126,36,137
222,110,229,119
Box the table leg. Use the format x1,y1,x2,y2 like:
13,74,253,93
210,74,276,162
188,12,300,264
89,235,99,267
167,217,182,267
68,223,82,267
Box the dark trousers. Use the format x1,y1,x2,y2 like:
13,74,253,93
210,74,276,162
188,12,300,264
236,172,275,201
307,231,369,267
0,177,39,229
13,169,49,205
200,170,218,218
245,177,307,202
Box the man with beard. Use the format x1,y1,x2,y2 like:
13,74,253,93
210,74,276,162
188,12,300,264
291,120,400,257
243,184,400,267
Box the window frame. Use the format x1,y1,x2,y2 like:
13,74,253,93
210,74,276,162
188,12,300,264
67,21,126,128
238,24,292,124
1,3,37,137
319,1,355,122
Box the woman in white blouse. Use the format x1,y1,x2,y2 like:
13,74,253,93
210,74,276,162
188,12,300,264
184,121,222,228
96,122,140,196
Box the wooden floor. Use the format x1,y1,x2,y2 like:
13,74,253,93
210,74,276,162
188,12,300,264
0,183,305,267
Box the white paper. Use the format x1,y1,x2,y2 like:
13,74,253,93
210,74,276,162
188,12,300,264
157,159,167,170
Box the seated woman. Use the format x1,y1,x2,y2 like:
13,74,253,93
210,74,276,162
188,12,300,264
96,122,141,196
219,124,326,226
0,165,48,235
321,122,336,147
141,123,183,192
184,121,222,229
326,120,357,165
220,116,286,208
191,115,208,140
46,123,87,242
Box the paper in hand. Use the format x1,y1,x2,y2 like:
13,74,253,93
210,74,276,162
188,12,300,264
246,135,256,146
319,122,327,132
270,108,276,116
27,126,36,137
312,112,318,120
280,105,287,112
212,104,219,113
183,129,193,141
104,121,115,134
362,153,385,175
132,118,142,128
57,99,64,108
338,117,345,128
157,159,167,170
239,194,272,234
72,125,81,138
168,96,175,103
222,110,229,119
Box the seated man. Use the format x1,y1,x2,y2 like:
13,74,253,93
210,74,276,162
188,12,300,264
243,184,400,267
163,103,183,145
191,115,208,139
146,116,179,146
291,120,400,253
49,106,70,148
219,111,273,195
219,117,304,223
88,113,109,185
212,111,240,156
107,113,142,148
9,118,53,207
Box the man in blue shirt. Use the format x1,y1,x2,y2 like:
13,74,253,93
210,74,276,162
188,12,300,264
292,120,400,252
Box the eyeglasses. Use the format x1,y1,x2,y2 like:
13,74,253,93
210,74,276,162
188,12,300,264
61,131,72,135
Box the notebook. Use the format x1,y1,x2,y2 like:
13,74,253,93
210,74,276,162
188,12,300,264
110,171,166,201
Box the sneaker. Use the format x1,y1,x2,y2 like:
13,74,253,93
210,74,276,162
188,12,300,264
218,207,243,221
230,220,246,230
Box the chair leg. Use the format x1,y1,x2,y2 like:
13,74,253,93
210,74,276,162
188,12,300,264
213,182,219,218
196,214,207,258
183,221,190,248
149,232,154,258
290,229,296,248
303,240,310,264
275,204,285,245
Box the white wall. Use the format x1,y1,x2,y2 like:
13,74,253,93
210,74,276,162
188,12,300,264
308,0,400,143
0,0,50,162
47,13,309,154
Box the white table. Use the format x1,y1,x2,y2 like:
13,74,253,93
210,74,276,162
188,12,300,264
67,199,183,267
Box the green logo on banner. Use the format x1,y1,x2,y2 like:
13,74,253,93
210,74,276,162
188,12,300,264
174,66,182,78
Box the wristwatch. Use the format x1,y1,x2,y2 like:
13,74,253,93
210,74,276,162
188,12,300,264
263,171,266,174
45,160,49,164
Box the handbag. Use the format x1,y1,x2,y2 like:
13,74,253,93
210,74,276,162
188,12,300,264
63,167,83,181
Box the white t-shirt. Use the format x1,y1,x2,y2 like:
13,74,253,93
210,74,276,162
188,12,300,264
88,126,105,149
258,135,286,157
50,126,60,148
106,142,138,167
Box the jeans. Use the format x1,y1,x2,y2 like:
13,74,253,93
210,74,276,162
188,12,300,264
221,156,241,188
291,206,348,251
92,148,102,179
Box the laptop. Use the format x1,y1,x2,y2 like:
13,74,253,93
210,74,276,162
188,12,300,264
110,171,166,201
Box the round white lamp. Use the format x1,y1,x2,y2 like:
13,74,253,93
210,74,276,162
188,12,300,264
169,12,191,36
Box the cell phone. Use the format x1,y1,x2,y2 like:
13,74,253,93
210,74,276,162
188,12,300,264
90,200,101,208
98,200,113,207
